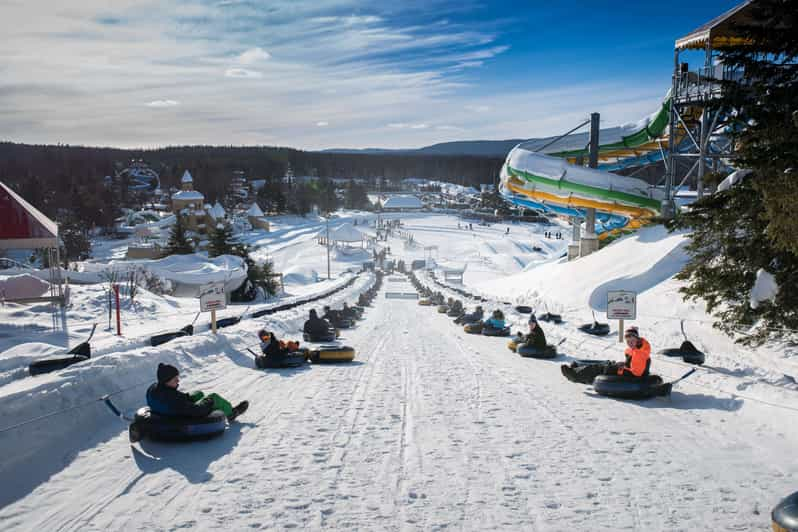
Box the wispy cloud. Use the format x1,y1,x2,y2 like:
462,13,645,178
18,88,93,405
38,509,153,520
237,47,270,64
224,68,263,78
0,0,666,150
146,99,179,107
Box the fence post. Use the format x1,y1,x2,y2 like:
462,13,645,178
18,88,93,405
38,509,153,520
114,284,121,336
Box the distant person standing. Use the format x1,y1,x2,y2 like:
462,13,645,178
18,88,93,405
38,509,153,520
506,227,510,235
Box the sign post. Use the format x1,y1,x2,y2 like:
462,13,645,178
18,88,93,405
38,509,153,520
607,290,636,343
199,282,227,334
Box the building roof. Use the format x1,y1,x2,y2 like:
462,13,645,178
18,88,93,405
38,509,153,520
675,0,757,50
246,202,264,217
329,222,365,242
181,170,194,183
172,190,204,202
381,195,424,209
0,181,59,249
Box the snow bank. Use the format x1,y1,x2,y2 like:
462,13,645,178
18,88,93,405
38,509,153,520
282,265,319,285
750,268,779,309
0,274,50,300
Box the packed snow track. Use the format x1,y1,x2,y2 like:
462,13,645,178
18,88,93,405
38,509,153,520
0,277,795,531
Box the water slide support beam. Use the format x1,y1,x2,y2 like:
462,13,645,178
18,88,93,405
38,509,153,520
579,113,601,258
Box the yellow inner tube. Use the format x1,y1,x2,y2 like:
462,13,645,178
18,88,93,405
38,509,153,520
418,299,432,306
312,346,356,362
507,338,521,352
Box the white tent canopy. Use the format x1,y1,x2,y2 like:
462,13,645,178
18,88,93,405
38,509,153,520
329,222,365,243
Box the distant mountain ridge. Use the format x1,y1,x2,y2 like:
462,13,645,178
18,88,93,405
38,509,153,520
321,127,625,158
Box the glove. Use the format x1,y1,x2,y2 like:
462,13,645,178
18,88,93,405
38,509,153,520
201,397,215,407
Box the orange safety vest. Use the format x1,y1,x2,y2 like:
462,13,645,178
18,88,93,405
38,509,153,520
619,338,651,377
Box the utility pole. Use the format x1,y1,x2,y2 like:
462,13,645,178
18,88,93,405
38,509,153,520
326,216,331,280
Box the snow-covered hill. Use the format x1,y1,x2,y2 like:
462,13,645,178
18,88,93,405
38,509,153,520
1,212,796,531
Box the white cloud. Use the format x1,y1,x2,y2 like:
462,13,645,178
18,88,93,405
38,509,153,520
224,68,263,78
316,121,328,127
465,105,491,113
388,122,428,129
146,99,179,107
237,47,271,64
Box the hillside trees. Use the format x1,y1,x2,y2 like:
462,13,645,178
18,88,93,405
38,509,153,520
671,0,798,343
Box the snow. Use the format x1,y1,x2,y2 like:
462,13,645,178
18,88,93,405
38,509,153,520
171,190,204,201
1,211,797,531
207,202,226,220
0,274,50,300
246,202,264,218
180,170,193,184
329,222,365,242
750,268,778,309
381,195,423,209
717,168,753,192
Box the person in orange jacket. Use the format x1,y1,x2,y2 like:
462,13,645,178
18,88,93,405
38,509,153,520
561,326,651,384
617,326,651,377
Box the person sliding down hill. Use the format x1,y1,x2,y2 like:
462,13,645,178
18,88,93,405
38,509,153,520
256,329,302,368
147,363,248,421
341,302,359,321
322,305,343,326
357,292,369,307
484,310,506,331
518,314,547,350
449,300,464,316
304,309,332,339
561,326,651,384
457,305,484,325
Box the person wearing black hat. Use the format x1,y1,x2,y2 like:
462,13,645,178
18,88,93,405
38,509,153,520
146,363,248,420
518,314,547,351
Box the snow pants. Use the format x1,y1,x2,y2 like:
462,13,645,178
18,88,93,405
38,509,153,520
569,361,621,385
189,391,233,417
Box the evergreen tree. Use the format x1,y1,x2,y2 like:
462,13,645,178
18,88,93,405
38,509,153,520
345,179,371,210
207,222,235,257
671,0,798,344
165,214,193,255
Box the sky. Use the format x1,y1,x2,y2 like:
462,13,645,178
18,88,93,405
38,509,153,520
0,0,742,151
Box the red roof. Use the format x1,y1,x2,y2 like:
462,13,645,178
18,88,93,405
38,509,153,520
0,181,59,249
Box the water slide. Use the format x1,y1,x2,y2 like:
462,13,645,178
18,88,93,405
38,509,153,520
500,94,671,235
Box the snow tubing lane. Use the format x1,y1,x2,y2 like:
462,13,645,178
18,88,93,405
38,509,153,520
482,326,511,337
772,490,798,532
131,407,226,442
578,322,611,336
592,374,667,400
517,345,558,359
311,346,356,363
658,347,705,366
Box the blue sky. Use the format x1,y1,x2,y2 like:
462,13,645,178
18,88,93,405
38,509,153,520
0,0,740,150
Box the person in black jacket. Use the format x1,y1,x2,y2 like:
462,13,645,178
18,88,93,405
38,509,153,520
304,309,332,339
518,314,547,350
146,363,248,420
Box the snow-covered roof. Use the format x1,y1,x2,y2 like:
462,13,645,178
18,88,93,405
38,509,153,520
246,202,264,217
330,222,365,242
172,190,205,201
181,170,193,184
208,201,226,219
381,195,423,209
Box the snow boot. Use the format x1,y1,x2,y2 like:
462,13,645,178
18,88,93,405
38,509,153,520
228,401,249,422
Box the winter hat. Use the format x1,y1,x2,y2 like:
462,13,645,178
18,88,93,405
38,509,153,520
309,309,318,319
258,329,271,341
624,326,640,339
157,363,179,384
528,314,537,324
